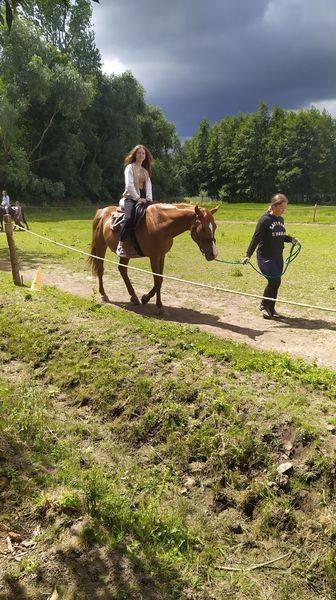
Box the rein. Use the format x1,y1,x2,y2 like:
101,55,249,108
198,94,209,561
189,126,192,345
215,242,301,279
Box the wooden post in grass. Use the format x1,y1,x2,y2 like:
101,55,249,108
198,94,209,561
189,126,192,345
4,214,22,286
313,203,318,223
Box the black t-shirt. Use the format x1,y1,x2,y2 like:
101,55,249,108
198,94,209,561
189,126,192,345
246,213,293,260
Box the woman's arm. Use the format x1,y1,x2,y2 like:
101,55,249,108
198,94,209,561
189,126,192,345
124,164,140,201
145,176,153,201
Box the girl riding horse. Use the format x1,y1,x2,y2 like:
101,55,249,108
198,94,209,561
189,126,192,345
117,144,153,257
90,202,218,312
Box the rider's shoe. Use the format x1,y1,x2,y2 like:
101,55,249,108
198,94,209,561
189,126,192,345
116,242,127,257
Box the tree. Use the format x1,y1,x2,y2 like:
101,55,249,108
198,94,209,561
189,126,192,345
228,103,270,202
182,118,210,196
0,0,99,30
206,124,222,198
0,19,94,200
24,0,101,75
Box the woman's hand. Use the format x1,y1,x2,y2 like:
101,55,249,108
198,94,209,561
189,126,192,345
242,256,250,265
292,237,300,245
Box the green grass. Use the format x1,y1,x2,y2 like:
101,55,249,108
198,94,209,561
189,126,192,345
0,274,336,598
1,202,335,311
190,198,336,225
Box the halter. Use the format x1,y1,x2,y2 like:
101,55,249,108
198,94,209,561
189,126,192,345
190,217,216,253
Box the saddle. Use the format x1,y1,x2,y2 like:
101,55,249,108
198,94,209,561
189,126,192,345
110,200,153,257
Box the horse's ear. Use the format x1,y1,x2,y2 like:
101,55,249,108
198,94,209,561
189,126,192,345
195,205,203,220
210,206,219,215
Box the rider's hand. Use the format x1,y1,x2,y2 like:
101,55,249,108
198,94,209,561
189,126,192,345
242,256,250,265
292,238,300,245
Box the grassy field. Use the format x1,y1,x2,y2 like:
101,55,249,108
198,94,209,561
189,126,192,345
0,274,336,599
0,202,335,312
193,199,336,225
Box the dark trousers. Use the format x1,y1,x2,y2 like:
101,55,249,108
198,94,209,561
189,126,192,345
257,256,283,312
119,198,137,242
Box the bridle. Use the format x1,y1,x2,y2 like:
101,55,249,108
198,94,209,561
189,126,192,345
190,217,216,254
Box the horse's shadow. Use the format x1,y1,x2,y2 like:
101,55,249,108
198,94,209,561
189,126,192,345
111,300,266,340
110,301,336,338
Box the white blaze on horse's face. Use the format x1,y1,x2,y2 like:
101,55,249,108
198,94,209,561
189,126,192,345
209,223,219,258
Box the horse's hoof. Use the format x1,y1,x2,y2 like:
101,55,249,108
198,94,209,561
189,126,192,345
101,295,110,303
130,295,140,305
156,306,165,315
141,294,150,305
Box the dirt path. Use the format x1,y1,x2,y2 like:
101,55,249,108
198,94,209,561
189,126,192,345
3,260,336,369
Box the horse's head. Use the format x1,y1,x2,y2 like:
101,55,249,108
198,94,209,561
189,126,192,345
191,205,219,261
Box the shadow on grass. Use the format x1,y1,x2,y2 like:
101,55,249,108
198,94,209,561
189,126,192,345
0,248,72,272
1,542,179,600
54,544,180,599
111,300,266,341
111,300,336,336
12,205,112,224
0,578,30,600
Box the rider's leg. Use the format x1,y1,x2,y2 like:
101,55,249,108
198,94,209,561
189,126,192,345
117,199,136,256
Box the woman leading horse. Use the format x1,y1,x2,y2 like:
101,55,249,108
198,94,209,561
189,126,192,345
243,194,299,319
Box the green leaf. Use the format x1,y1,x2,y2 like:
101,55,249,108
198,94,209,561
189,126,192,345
5,0,13,30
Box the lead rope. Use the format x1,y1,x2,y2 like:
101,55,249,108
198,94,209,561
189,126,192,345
215,242,301,279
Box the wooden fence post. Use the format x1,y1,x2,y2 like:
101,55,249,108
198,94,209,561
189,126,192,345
4,214,22,286
313,203,318,223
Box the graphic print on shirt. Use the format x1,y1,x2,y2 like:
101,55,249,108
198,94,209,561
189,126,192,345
269,220,287,237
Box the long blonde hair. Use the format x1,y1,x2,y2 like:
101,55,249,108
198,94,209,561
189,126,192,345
124,145,154,177
268,193,288,212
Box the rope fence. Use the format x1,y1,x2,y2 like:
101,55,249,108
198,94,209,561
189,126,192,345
7,224,335,315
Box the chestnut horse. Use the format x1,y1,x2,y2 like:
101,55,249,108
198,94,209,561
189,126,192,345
89,203,218,311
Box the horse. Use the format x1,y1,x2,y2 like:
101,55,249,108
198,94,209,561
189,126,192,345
0,205,29,232
89,203,219,311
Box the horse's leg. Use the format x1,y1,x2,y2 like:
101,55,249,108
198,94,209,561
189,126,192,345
88,211,111,303
93,238,109,302
142,255,165,311
118,258,140,305
155,255,165,310
97,248,109,302
22,212,29,230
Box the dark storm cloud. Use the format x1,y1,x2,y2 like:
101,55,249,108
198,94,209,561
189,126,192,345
92,0,336,136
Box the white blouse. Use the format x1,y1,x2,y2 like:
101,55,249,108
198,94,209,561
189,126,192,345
123,164,153,201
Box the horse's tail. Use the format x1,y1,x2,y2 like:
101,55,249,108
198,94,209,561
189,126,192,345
88,209,107,277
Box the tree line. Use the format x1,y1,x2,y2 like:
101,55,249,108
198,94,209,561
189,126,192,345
181,102,336,204
1,2,335,205
0,0,182,204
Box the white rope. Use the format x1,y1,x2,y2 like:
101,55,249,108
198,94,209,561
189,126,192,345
15,225,336,314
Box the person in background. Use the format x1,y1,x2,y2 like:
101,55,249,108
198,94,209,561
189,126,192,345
243,194,299,319
1,190,10,213
116,145,153,257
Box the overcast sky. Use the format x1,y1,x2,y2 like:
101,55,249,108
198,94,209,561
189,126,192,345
92,0,336,137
